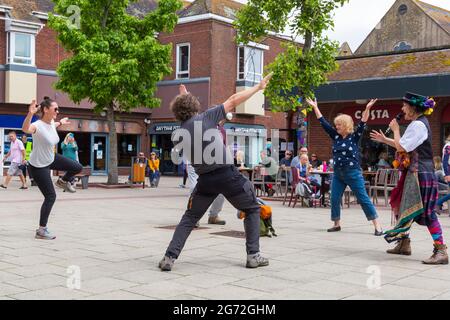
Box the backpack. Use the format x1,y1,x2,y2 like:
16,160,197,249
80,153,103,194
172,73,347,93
295,181,313,199
237,198,277,237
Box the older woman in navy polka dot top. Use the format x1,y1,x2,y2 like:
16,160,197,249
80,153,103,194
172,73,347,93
306,98,383,235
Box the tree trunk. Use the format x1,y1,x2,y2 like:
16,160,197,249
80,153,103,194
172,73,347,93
106,103,119,184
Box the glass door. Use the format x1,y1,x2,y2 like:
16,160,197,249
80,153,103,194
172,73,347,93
91,134,109,175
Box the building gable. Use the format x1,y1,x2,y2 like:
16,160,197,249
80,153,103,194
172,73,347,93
355,0,450,55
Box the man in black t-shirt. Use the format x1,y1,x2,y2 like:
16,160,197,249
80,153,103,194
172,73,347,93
159,74,272,271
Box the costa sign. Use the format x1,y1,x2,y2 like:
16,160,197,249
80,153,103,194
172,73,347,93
340,105,403,125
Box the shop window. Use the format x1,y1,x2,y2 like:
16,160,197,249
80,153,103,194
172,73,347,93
358,124,407,170
176,43,190,79
118,134,140,167
7,32,35,65
237,46,263,83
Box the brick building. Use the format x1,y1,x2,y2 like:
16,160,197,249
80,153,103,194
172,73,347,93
0,0,296,176
150,0,295,175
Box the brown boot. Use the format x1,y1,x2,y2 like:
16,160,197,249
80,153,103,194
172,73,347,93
208,216,226,225
386,238,412,255
422,244,449,265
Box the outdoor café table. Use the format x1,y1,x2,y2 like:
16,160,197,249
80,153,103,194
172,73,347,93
310,170,333,207
363,171,377,186
238,166,253,180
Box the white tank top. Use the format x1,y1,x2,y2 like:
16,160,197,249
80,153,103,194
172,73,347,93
29,120,60,168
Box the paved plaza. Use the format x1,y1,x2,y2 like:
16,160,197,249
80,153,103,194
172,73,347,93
0,176,449,300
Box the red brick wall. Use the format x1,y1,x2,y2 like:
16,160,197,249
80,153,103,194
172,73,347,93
0,20,6,65
159,20,213,80
35,24,71,70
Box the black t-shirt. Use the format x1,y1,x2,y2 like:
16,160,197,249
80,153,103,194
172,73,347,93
172,105,233,175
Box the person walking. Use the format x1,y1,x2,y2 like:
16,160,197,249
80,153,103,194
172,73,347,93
307,97,383,235
1,131,28,190
371,92,447,264
159,73,272,271
22,97,82,240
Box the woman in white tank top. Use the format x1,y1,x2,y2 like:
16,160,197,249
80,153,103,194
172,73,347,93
22,97,82,240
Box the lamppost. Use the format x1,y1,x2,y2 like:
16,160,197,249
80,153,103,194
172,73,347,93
144,117,152,155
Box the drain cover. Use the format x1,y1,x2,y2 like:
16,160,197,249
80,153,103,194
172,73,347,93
210,230,246,238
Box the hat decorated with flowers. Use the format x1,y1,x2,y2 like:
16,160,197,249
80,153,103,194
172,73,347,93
402,92,436,116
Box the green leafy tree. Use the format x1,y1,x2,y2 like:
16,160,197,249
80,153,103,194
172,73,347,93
235,0,348,113
49,0,182,184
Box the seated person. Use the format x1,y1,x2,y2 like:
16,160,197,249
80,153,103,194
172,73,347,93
296,154,320,197
376,152,391,169
434,156,448,191
148,152,160,187
257,150,279,196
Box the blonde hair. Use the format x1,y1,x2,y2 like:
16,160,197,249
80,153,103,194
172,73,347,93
63,133,74,144
334,114,354,134
300,154,309,162
434,156,442,170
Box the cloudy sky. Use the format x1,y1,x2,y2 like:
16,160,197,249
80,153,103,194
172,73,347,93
203,0,450,51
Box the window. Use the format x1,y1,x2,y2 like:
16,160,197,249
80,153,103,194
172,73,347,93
398,4,408,15
237,46,264,83
176,43,190,79
393,41,412,51
118,134,140,167
8,32,35,65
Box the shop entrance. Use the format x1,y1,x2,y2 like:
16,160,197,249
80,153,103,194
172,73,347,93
91,134,109,175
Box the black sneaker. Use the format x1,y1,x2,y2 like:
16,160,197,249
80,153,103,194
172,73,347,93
327,226,341,232
158,256,175,271
374,229,383,236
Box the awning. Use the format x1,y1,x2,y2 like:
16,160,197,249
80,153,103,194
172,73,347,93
148,122,181,135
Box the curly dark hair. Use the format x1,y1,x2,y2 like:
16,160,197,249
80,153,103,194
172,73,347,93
170,94,200,122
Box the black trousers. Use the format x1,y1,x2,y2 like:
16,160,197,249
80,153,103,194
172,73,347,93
28,154,82,227
165,166,261,259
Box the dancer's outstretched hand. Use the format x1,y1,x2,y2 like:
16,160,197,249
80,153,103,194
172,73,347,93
306,98,318,109
59,117,71,125
179,84,188,95
29,100,40,115
366,99,378,109
370,129,386,143
258,73,273,91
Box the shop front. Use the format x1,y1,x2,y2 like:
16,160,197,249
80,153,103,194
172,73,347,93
0,114,38,175
224,123,267,168
338,103,407,170
148,122,181,175
56,118,143,175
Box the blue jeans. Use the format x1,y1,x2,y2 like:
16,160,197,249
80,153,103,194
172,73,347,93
149,170,160,185
331,167,378,222
437,183,450,208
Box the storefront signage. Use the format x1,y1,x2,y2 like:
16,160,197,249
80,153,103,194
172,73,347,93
339,105,404,125
149,123,181,134
155,125,180,132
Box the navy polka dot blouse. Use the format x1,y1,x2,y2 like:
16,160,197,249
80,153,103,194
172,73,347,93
319,117,366,169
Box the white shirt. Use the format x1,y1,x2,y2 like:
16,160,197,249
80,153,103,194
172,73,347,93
399,120,428,153
29,120,60,168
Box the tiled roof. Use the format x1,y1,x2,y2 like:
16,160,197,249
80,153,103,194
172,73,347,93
328,47,450,81
0,0,158,22
179,0,243,19
415,0,450,35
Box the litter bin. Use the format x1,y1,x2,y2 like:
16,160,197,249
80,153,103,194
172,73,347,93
131,157,146,188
